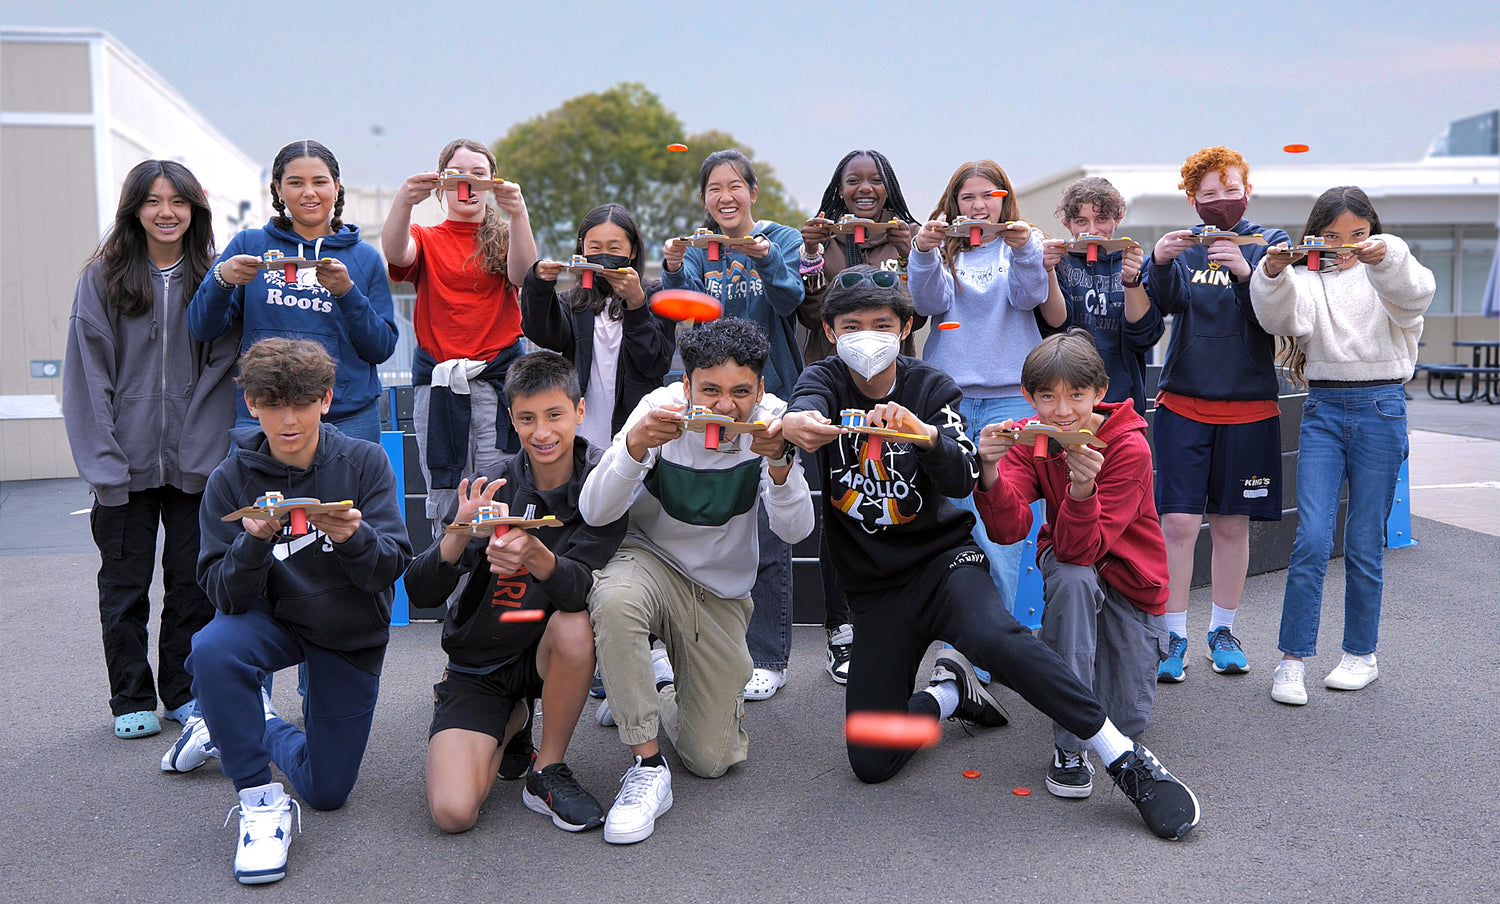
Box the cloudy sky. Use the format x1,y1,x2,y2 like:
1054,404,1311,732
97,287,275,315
5,0,1497,213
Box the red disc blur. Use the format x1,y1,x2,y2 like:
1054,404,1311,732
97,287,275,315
844,711,941,750
938,321,961,330
1012,787,1032,796
963,770,981,779
1283,144,1310,153
499,609,546,623
988,189,1009,198
668,143,689,152
650,289,723,323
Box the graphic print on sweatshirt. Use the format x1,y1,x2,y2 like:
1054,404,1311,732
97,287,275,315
825,398,972,533
955,256,1005,293
271,528,334,561
703,260,766,306
260,268,336,313
1056,259,1123,333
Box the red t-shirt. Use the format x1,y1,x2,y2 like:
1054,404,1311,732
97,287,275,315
1155,391,1279,425
388,220,521,362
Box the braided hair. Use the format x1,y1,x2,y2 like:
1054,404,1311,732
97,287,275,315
269,140,345,234
813,150,919,268
437,138,510,277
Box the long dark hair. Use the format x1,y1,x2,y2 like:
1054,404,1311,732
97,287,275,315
86,159,214,317
698,149,758,232
568,203,644,319
438,138,510,277
814,150,919,269
269,140,345,233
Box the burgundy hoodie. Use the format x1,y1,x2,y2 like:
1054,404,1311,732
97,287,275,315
974,400,1168,614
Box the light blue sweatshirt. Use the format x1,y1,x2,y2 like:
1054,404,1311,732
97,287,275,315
907,231,1049,398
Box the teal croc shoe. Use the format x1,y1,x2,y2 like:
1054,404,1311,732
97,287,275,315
114,710,161,739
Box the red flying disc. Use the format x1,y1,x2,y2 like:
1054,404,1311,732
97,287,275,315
1012,787,1032,796
963,770,982,779
1283,144,1310,153
937,321,961,330
988,189,1009,198
844,711,941,750
668,143,689,152
499,609,546,623
650,289,722,323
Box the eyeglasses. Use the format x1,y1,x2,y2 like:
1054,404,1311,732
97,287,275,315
837,270,900,289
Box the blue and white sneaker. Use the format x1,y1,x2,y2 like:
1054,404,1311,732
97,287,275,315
1158,632,1188,682
227,782,299,884
161,714,218,772
1206,626,1249,674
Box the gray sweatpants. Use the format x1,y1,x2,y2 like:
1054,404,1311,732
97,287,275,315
589,542,753,779
1038,548,1167,752
413,382,507,534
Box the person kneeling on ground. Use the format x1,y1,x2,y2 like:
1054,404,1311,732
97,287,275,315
780,265,1200,840
405,351,627,834
973,328,1170,801
162,338,412,884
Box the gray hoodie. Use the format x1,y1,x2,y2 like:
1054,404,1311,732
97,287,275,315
63,259,241,506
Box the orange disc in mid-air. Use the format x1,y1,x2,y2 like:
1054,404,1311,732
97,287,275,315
988,189,1009,198
1283,144,1310,153
963,770,982,779
938,321,961,330
1012,787,1032,796
844,711,941,750
499,609,546,623
668,143,689,152
650,289,722,323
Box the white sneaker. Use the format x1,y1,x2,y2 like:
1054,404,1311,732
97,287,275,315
598,649,675,728
743,668,786,701
603,757,673,844
596,699,615,727
1325,652,1378,690
1271,660,1308,705
226,782,299,885
161,715,219,772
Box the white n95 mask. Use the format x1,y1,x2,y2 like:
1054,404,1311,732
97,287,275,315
836,330,900,380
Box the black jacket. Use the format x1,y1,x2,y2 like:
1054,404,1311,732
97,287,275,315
198,424,414,671
404,437,627,671
519,269,676,436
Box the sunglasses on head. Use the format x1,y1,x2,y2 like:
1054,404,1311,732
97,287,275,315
837,270,900,289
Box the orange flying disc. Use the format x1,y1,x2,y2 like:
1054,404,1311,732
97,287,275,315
650,289,722,323
844,711,941,750
668,143,689,152
1283,144,1310,153
498,609,546,623
1012,787,1032,796
988,189,1009,198
937,321,961,330
963,770,982,779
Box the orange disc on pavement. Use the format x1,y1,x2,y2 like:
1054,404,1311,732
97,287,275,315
499,609,546,623
668,143,689,152
650,289,722,323
1012,787,1032,796
1283,144,1310,153
988,189,1009,198
844,711,941,750
938,321,961,330
963,770,981,779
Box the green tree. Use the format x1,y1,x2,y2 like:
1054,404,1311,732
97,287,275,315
492,83,806,260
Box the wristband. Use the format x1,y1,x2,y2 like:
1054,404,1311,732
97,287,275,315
798,256,824,276
1122,272,1142,288
212,262,233,290
767,442,795,468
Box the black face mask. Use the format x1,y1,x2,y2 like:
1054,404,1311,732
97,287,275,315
585,252,630,271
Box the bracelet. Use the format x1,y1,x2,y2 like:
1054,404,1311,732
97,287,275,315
1122,273,1142,288
798,256,824,276
212,262,233,290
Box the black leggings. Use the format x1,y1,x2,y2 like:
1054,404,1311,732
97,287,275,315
844,549,1107,783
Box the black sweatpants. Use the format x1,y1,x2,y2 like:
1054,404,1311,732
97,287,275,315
844,547,1108,783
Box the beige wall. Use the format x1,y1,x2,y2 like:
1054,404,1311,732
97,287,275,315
1,41,90,113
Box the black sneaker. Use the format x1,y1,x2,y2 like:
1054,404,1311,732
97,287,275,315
522,762,605,832
931,649,1008,727
825,624,853,685
1106,743,1201,840
1045,746,1094,799
497,700,535,781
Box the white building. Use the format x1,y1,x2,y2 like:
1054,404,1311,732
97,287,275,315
0,27,266,480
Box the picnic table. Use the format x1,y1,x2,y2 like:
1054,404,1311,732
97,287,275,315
1419,339,1500,403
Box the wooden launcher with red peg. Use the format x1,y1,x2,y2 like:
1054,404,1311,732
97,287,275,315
436,169,508,203
1289,236,1358,272
223,491,355,537
257,249,322,283
1007,424,1107,459
831,215,902,246
1064,234,1141,264
669,406,766,452
840,409,928,462
444,505,562,537
560,254,612,290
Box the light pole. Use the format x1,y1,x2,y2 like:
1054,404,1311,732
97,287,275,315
371,124,385,216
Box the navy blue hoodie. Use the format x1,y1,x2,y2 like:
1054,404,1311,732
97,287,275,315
198,423,413,673
1144,219,1290,401
188,220,398,423
1045,248,1165,415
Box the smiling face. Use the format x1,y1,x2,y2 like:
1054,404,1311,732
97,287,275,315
1320,210,1373,270
684,360,762,423
1065,202,1120,240
823,306,910,346
1021,380,1106,434
275,156,339,239
1191,168,1249,205
955,176,1006,222
581,220,633,259
441,145,492,223
246,390,332,470
702,162,758,238
841,155,888,220
510,386,584,474
136,175,192,256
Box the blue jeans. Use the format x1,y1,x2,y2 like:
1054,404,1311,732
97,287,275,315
951,396,1034,609
1277,385,1407,659
746,505,791,670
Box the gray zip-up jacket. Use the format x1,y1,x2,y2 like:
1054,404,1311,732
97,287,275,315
63,259,241,506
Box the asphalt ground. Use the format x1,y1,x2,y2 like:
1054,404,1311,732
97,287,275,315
2,393,1495,903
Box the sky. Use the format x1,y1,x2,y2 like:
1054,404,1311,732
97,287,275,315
4,0,1498,216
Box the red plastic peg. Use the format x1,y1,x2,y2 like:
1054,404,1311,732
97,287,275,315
707,241,720,262
283,264,296,283
1086,242,1099,264
854,225,867,245
1032,433,1049,459
288,507,308,537
581,269,594,289
969,225,982,247
1308,250,1321,271
457,180,472,202
704,423,721,451
864,434,883,462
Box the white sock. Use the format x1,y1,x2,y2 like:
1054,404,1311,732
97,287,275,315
1209,604,1236,633
924,681,959,720
1355,652,1376,665
1165,611,1188,637
1084,718,1134,766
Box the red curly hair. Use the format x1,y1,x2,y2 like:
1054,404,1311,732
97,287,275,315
1177,147,1249,196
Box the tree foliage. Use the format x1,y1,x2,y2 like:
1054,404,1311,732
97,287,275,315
492,83,805,260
